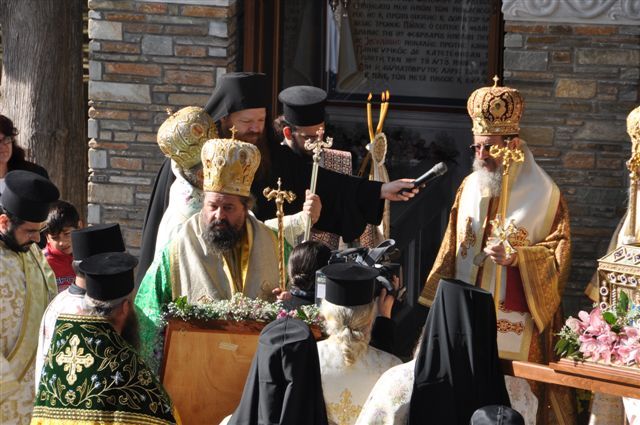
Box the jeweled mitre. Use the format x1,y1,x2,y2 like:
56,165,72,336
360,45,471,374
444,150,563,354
628,105,640,145
467,77,524,136
157,106,218,170
201,136,261,197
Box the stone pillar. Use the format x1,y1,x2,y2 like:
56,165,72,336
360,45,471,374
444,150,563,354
87,0,237,254
502,0,640,313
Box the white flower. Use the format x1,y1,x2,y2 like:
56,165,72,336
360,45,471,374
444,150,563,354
111,371,123,385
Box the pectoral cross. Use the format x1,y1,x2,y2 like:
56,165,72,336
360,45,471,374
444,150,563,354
488,141,524,310
263,178,296,290
56,334,95,385
303,128,333,241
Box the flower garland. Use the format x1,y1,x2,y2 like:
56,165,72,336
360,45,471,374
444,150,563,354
556,291,640,367
162,293,324,329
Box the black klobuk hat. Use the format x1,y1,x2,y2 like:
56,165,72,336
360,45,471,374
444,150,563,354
1,170,59,222
71,223,126,261
79,251,138,301
321,263,378,307
278,85,327,127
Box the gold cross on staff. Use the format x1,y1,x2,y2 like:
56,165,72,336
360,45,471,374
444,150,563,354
304,128,333,163
229,125,238,140
489,142,524,178
488,140,524,311
263,178,296,290
55,335,95,385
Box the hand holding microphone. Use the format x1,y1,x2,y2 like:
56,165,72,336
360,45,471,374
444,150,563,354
380,162,448,201
399,162,448,195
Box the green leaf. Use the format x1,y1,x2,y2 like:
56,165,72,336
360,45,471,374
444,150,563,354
555,339,568,355
602,311,617,325
619,291,630,312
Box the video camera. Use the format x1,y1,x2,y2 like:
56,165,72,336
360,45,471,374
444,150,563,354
315,239,405,305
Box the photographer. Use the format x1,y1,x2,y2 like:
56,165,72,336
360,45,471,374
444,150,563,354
282,240,401,354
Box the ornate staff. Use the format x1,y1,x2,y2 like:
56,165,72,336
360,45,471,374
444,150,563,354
623,147,640,244
488,139,524,311
303,129,333,241
263,178,296,290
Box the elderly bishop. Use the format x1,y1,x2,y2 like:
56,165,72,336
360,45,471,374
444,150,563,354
418,79,574,424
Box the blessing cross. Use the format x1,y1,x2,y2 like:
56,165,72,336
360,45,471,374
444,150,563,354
488,141,524,310
303,128,333,241
55,334,95,385
263,178,296,290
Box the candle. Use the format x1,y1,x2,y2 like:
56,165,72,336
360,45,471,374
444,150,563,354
366,92,374,142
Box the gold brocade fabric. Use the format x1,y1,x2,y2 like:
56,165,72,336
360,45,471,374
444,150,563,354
419,191,572,337
418,183,576,425
418,183,465,306
222,228,250,294
1,242,57,425
518,197,571,333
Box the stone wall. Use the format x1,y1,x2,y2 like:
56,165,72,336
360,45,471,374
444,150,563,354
87,0,237,254
503,19,639,313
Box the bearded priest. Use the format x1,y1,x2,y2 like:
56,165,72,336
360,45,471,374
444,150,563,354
135,134,282,372
418,78,575,425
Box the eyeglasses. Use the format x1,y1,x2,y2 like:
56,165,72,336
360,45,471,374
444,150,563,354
469,143,495,152
0,136,12,146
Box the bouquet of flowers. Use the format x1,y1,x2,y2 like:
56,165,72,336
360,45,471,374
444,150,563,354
555,292,640,367
162,293,324,329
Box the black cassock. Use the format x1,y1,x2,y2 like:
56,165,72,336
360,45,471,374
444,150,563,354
136,158,174,286
252,141,384,242
409,279,510,425
227,317,328,425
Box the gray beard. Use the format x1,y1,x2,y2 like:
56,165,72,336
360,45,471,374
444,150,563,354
473,158,502,197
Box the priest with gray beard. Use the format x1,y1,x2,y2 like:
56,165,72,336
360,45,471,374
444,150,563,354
418,79,575,424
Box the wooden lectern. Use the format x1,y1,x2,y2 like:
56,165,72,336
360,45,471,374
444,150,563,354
161,318,323,424
161,319,267,425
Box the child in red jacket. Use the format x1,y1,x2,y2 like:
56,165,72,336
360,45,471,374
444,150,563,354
43,200,82,293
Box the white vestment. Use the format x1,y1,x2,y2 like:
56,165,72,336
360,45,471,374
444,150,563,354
34,287,86,391
318,339,401,425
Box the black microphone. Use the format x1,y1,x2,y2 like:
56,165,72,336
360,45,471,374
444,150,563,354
401,162,448,194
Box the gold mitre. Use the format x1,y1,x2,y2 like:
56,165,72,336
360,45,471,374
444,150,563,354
201,130,261,197
628,105,640,145
467,76,524,136
157,106,218,170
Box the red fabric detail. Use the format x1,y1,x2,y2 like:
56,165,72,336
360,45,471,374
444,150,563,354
504,266,529,312
43,242,75,293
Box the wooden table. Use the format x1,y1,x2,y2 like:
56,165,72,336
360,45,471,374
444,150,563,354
502,358,640,398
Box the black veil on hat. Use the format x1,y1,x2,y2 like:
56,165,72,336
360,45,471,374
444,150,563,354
278,86,327,127
408,279,510,425
1,170,59,222
204,72,269,122
227,317,328,425
71,223,125,261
